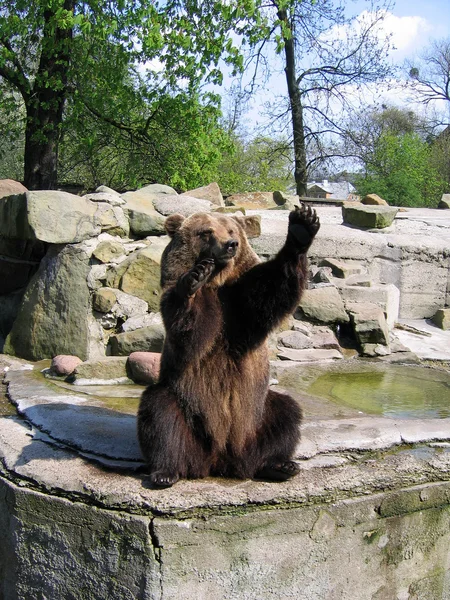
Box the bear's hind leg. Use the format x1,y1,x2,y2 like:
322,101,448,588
252,389,302,482
137,385,211,488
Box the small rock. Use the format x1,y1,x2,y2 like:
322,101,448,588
309,328,341,350
361,193,388,206
347,302,389,346
0,179,27,199
95,185,121,196
345,275,372,287
342,204,398,229
121,313,163,332
93,288,117,313
297,287,350,324
312,266,333,284
72,356,131,384
95,203,129,237
273,191,300,207
111,290,149,319
128,209,166,236
138,183,177,196
320,258,364,279
83,192,126,206
51,355,83,376
432,308,450,330
437,194,450,209
92,241,125,264
278,330,312,349
128,352,161,383
291,321,311,336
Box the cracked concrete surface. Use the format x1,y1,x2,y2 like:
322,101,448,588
1,353,450,599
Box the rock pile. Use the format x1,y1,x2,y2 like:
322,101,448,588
3,178,446,383
0,181,227,361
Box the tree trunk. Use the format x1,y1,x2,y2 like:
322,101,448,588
23,2,73,190
278,9,308,197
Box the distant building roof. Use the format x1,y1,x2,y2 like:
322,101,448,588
307,180,356,199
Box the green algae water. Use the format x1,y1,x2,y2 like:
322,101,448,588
307,366,450,419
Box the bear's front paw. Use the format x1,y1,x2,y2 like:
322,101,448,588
287,203,320,251
176,258,215,297
148,470,180,489
255,460,300,482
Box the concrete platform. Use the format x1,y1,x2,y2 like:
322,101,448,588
1,358,450,599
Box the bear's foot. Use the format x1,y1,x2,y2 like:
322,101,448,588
287,203,320,251
148,470,180,489
255,460,301,482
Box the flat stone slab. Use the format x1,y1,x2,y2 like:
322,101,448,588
5,369,143,463
395,319,450,360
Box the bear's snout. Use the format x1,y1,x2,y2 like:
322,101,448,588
225,240,239,255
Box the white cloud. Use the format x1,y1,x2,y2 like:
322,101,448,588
326,10,433,61
380,12,432,56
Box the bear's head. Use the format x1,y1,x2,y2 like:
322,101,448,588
161,212,260,288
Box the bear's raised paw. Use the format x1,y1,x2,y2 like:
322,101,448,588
287,203,320,251
176,258,215,297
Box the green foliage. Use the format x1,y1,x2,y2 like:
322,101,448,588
0,0,246,187
217,136,292,195
59,92,231,191
354,133,444,207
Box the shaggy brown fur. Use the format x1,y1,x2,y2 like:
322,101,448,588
138,205,320,487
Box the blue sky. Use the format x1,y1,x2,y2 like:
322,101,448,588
232,0,450,130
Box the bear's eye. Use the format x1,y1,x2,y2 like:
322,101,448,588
228,229,235,236
198,229,213,238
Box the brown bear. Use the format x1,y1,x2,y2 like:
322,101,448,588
137,204,320,488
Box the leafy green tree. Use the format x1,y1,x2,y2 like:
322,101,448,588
59,92,231,191
354,132,444,207
0,0,241,189
193,0,393,196
217,135,292,195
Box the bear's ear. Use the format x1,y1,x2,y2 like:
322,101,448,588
165,213,185,237
231,215,261,239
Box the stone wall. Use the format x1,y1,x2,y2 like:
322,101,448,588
1,467,450,599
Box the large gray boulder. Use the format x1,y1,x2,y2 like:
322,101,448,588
182,182,224,207
152,194,212,216
0,191,129,244
105,237,169,312
0,179,27,198
27,191,100,242
297,287,350,324
109,324,165,355
347,302,389,346
121,190,167,237
4,244,91,360
342,204,398,229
